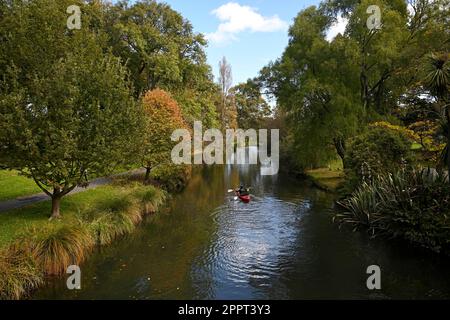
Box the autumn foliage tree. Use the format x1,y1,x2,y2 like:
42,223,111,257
141,89,189,183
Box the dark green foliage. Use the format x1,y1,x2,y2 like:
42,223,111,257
0,0,143,218
259,0,448,170
0,0,220,218
105,0,220,127
151,164,192,192
344,127,414,188
336,170,450,254
232,79,271,130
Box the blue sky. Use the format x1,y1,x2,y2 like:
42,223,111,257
155,0,322,85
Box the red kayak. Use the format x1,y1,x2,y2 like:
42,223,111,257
235,191,251,203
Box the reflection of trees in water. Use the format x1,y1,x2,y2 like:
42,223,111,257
191,164,309,299
34,165,235,299
33,163,450,299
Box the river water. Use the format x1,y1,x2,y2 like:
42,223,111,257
34,154,450,299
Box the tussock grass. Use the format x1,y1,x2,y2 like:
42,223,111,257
87,194,140,242
89,209,136,245
135,186,167,215
29,224,94,275
0,180,166,299
0,245,44,300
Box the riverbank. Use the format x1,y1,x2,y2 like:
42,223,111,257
31,164,450,300
0,175,166,300
305,168,344,193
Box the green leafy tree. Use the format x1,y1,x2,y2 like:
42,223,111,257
259,6,361,167
105,0,206,94
0,0,142,219
232,79,271,129
259,0,449,168
104,0,220,127
0,51,140,219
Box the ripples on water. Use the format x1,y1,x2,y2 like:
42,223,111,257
192,193,309,299
33,159,450,300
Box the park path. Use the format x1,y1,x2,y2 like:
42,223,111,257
0,168,145,213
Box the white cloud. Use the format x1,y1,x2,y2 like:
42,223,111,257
326,15,348,42
407,3,415,16
206,2,288,45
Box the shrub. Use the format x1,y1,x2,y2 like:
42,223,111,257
151,164,192,192
344,125,414,189
336,170,450,254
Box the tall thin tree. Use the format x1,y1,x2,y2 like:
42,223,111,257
218,57,233,129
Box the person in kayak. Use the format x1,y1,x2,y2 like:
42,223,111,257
237,185,249,196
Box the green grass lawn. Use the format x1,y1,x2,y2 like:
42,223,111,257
0,170,42,201
306,159,345,191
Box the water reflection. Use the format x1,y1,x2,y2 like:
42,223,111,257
33,148,450,300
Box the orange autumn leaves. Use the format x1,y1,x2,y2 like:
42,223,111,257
141,89,190,174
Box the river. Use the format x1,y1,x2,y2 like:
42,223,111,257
33,153,450,299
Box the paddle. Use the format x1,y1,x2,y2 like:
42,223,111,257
228,187,251,193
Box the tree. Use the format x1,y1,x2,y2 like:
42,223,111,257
259,6,361,167
173,73,221,129
0,52,140,219
423,53,450,174
104,0,220,128
258,0,449,169
0,0,142,219
218,57,237,129
232,79,271,130
105,0,208,96
141,89,189,184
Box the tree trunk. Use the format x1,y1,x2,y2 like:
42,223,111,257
333,137,346,168
50,192,62,220
446,107,450,182
144,167,151,184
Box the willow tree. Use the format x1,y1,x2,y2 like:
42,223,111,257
259,0,449,168
259,6,361,167
0,0,142,219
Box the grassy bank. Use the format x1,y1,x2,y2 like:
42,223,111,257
305,160,345,192
0,177,166,300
